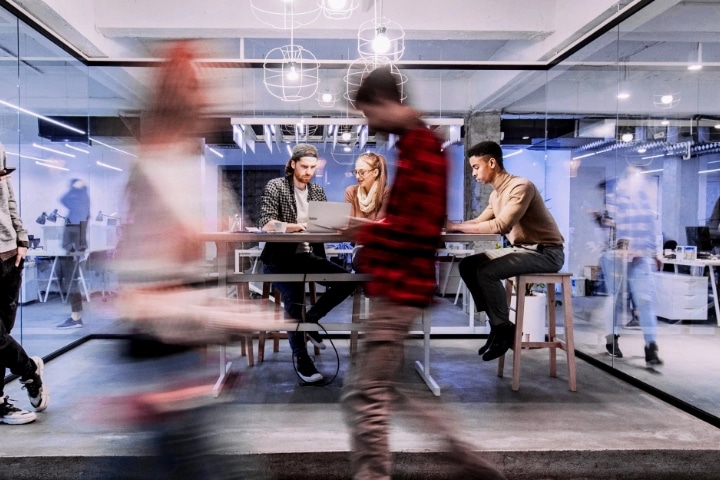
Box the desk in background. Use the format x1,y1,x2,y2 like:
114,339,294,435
660,257,720,325
25,248,112,303
202,231,499,396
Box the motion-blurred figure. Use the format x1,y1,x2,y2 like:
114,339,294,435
109,41,276,479
342,67,505,480
598,168,663,368
56,178,90,329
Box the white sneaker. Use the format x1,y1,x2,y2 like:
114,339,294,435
21,357,49,412
0,396,36,425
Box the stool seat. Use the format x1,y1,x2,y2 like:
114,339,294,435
498,272,577,392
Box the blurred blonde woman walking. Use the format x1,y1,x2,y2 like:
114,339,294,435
344,152,390,220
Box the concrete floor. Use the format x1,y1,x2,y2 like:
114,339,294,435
2,331,720,479
6,287,720,478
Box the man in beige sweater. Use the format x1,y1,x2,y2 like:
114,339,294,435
447,141,565,361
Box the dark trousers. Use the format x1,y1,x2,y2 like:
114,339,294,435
0,256,37,395
458,246,565,327
57,256,83,312
263,252,357,356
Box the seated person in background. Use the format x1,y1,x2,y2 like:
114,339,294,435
259,143,357,383
446,141,565,361
344,152,390,221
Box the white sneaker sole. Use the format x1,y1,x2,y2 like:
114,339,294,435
298,372,324,383
1,411,37,425
29,357,49,412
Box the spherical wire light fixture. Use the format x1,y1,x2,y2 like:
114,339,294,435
344,56,407,108
263,45,320,102
319,0,360,20
250,0,321,29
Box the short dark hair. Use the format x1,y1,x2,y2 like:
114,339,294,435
467,141,504,170
354,67,401,106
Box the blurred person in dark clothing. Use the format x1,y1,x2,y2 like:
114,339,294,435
56,178,90,329
0,143,49,424
342,67,506,480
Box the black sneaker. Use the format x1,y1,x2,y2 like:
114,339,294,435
605,334,623,358
481,323,516,362
306,330,327,350
645,342,664,368
0,396,36,425
478,331,495,356
295,353,323,383
20,357,49,412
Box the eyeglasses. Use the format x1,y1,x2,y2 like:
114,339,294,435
353,168,377,177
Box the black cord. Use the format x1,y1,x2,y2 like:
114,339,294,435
290,273,341,386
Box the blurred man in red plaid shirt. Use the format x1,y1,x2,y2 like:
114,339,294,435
342,67,505,480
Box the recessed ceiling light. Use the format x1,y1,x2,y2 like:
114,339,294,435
661,120,669,125
617,93,630,100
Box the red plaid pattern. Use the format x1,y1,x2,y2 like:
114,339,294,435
357,127,447,307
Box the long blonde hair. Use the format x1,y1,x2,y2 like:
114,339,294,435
356,152,387,212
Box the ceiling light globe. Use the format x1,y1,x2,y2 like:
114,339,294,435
660,94,673,104
322,92,333,102
286,64,299,81
341,132,352,141
326,0,348,10
372,30,391,54
621,133,634,142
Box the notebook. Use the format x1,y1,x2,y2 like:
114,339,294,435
306,201,351,232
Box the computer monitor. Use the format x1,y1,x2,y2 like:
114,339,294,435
685,226,712,252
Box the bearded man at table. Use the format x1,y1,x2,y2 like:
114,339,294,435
259,143,357,384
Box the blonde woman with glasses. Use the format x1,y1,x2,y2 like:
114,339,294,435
345,152,390,220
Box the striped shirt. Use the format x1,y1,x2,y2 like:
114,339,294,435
607,173,659,256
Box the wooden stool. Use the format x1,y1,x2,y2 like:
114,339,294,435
498,272,577,392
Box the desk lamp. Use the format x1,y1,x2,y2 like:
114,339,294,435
35,209,68,224
96,211,120,225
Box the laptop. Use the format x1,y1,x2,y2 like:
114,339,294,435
306,201,351,232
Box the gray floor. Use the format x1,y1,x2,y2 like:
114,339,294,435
5,290,720,479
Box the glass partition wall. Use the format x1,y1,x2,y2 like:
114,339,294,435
546,6,720,421
2,2,719,423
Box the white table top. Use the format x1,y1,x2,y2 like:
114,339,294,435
202,231,499,243
660,256,720,267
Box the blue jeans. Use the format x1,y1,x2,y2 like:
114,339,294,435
458,245,565,327
599,252,657,345
263,253,357,356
